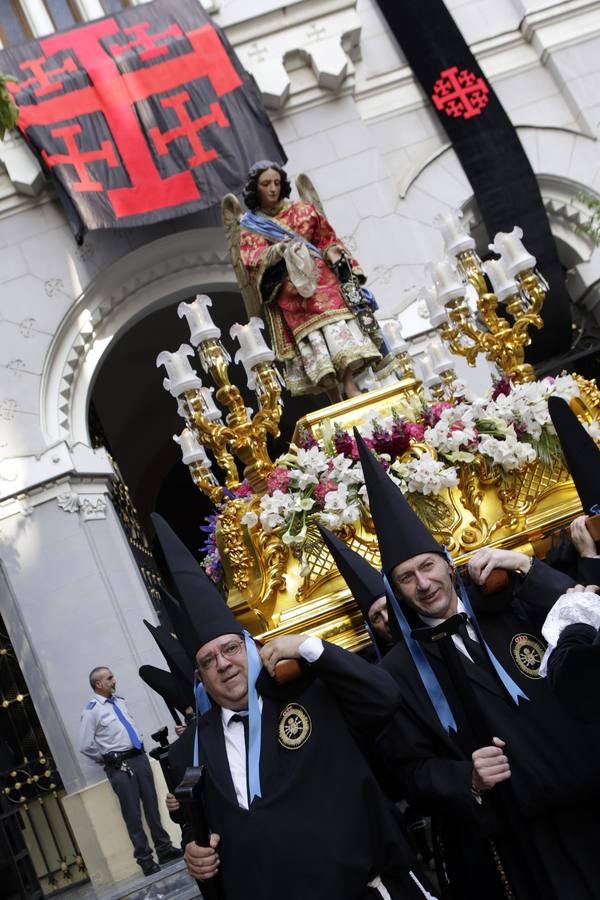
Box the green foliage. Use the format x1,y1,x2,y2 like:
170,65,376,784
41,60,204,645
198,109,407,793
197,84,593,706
521,429,563,469
575,192,600,247
0,73,19,141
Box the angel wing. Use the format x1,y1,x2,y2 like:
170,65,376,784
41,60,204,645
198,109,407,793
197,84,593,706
221,193,262,319
295,173,326,217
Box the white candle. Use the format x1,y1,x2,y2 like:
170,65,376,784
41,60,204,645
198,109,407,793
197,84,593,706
418,353,441,387
200,386,222,422
427,337,454,374
421,284,448,327
178,295,221,345
230,317,274,368
488,227,536,278
418,353,436,384
426,259,465,306
380,319,408,355
433,210,475,256
482,259,519,303
156,344,203,397
173,428,212,467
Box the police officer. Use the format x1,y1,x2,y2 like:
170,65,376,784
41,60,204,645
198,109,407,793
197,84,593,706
78,666,182,876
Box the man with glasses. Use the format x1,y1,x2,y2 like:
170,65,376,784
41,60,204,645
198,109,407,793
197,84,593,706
152,513,438,900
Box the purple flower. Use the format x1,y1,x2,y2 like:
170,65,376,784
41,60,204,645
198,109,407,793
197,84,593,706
491,376,512,400
297,425,318,450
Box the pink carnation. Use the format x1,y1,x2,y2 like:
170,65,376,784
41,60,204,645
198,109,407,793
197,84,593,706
234,481,253,498
313,479,338,507
266,466,290,495
405,422,425,441
422,401,453,427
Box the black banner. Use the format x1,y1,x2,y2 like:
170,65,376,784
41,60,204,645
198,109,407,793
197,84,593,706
0,0,285,236
376,0,571,362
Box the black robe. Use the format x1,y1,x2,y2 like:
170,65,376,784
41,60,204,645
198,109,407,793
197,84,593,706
184,642,425,900
547,623,600,721
377,560,600,900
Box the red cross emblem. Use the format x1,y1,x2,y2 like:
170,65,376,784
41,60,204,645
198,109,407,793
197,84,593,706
431,66,489,120
9,17,241,217
2,0,285,230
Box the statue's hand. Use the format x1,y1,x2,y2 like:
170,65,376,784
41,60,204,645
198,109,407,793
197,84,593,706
325,245,343,265
263,241,286,267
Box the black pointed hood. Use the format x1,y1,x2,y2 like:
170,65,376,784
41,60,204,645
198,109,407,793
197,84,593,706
317,524,385,617
157,584,199,664
138,665,193,716
143,619,194,690
548,396,600,515
151,513,242,651
354,428,443,575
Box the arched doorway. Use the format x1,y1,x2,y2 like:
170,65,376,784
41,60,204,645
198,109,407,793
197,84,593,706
42,228,326,577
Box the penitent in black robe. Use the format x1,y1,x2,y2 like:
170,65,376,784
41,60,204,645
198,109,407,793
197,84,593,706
377,560,600,900
177,642,433,900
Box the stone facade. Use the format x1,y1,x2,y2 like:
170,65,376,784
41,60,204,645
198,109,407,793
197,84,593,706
0,0,600,885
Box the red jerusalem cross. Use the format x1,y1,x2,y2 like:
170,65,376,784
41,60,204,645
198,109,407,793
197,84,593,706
10,18,242,218
15,55,77,98
151,93,229,166
41,124,119,192
431,66,489,120
108,22,183,62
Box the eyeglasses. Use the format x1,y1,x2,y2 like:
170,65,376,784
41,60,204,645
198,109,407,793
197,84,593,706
196,640,244,672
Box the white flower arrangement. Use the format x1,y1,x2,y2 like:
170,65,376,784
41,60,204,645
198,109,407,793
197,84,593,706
202,373,597,579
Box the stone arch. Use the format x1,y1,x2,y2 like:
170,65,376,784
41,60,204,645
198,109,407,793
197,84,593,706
41,228,238,447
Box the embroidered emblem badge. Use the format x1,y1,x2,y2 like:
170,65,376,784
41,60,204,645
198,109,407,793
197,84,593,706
510,633,546,678
278,703,311,750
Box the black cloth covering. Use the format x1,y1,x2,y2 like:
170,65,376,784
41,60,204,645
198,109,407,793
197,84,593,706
374,0,571,362
175,641,434,900
547,623,600,722
377,559,600,899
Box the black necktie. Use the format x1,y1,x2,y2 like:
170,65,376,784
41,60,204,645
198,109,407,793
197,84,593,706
458,620,487,668
231,712,250,805
231,712,249,743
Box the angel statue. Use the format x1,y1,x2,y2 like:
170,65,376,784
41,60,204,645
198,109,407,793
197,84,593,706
222,160,385,401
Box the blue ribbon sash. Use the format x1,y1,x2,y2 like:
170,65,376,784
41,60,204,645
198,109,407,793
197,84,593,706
240,210,322,258
383,574,457,734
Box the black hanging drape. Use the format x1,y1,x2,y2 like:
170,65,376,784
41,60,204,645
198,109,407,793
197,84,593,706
376,0,571,362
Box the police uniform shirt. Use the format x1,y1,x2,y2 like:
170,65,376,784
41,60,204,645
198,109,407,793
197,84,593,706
78,693,144,762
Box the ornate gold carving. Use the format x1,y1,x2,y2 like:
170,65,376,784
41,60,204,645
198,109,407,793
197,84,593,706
217,500,254,593
256,527,288,607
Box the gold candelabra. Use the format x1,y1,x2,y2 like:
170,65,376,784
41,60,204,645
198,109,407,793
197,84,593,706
426,219,547,384
158,297,283,498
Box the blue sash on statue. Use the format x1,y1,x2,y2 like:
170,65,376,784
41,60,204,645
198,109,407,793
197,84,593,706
240,211,322,257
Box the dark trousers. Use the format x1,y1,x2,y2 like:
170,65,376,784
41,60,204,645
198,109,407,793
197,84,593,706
105,753,172,864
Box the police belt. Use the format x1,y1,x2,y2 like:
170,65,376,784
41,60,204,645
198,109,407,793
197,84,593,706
103,746,144,764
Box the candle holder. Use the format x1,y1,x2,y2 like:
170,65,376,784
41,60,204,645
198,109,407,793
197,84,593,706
427,215,547,383
427,337,458,399
157,296,284,497
173,429,224,504
378,318,418,384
